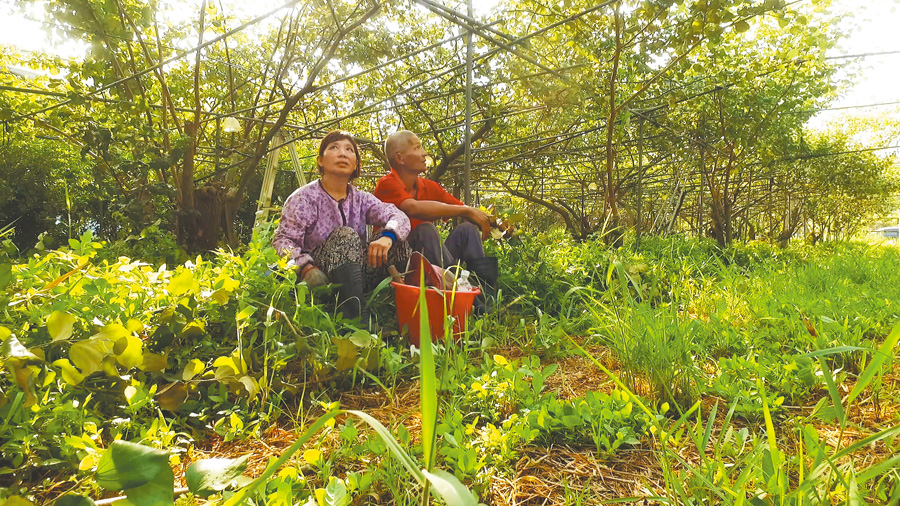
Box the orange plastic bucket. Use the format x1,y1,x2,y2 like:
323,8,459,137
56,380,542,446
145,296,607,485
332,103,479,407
391,281,480,346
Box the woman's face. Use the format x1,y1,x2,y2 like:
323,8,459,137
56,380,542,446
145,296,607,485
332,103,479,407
318,138,358,178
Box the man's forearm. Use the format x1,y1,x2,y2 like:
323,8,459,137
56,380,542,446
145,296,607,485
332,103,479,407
401,199,471,222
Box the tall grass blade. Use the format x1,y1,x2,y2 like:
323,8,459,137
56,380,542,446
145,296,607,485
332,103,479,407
222,409,341,505
418,269,438,472
566,334,656,421
815,346,846,424
846,320,900,406
421,469,479,506
700,400,718,461
757,377,785,497
347,410,425,485
855,453,900,484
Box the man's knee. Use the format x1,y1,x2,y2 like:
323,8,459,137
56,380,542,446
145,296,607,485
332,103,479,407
455,221,480,239
410,222,441,241
409,223,442,250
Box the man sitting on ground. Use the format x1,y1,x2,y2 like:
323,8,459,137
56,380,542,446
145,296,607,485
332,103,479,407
374,130,499,310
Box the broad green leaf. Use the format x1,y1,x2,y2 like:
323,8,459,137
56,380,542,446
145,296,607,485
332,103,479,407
48,311,76,342
114,335,144,369
54,495,96,506
168,269,194,296
96,440,169,490
123,464,175,506
734,20,750,32
1,497,35,506
155,382,188,411
0,335,41,364
347,329,374,348
319,477,350,506
185,455,249,498
179,321,205,338
209,289,231,305
0,263,11,290
422,469,479,506
7,362,39,406
182,359,205,380
0,326,10,341
53,359,86,385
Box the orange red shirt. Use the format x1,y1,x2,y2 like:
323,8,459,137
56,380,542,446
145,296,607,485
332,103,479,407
374,169,463,229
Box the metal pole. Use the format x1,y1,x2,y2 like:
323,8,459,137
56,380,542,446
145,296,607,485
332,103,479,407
463,0,473,205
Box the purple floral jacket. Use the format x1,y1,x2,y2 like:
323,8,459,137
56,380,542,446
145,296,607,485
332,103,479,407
273,180,410,268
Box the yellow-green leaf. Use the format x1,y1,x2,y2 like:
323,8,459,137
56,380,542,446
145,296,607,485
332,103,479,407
168,269,195,296
140,352,168,372
182,359,206,380
331,337,358,372
236,305,256,321
213,355,243,378
302,449,323,467
1,496,35,506
102,355,120,377
734,20,750,33
209,289,230,305
237,376,259,398
94,323,130,342
125,319,144,333
48,311,76,342
70,339,109,376
54,358,86,385
79,450,102,472
114,335,144,369
155,382,188,411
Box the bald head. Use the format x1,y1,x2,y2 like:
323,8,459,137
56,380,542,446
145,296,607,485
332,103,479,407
384,130,418,169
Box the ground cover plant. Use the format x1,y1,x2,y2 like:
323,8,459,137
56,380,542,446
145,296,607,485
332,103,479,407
0,227,899,505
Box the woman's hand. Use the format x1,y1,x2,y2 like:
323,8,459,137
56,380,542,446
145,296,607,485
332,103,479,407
368,236,393,268
300,264,328,288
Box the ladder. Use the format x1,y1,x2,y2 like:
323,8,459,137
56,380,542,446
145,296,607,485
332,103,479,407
255,134,309,226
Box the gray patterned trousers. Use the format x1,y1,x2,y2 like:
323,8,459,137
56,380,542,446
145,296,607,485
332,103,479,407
311,226,410,291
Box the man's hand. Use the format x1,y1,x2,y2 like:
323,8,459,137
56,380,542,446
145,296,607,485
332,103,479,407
466,207,494,240
368,236,393,268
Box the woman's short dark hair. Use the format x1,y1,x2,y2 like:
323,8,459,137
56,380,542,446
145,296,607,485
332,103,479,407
317,130,361,180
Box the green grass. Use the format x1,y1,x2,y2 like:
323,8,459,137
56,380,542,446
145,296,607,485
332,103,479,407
1,232,899,504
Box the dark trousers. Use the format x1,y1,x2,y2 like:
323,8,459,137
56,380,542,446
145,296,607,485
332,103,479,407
407,222,484,268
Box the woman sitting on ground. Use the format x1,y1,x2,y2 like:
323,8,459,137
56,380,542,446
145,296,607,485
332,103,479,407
273,130,410,324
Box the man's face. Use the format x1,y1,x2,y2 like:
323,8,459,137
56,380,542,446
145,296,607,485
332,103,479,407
397,135,428,174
